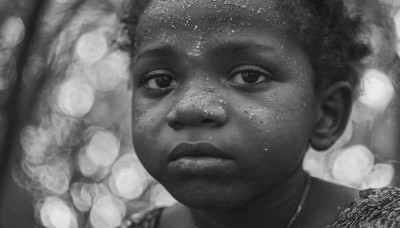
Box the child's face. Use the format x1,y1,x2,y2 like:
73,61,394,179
131,0,317,210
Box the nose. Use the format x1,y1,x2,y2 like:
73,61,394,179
166,89,228,130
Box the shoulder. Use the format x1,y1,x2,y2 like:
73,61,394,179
329,187,400,228
122,207,165,228
295,177,359,227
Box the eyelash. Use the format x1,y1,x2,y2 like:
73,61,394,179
141,69,178,90
140,65,272,92
228,65,272,85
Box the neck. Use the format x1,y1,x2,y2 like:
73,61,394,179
189,167,309,228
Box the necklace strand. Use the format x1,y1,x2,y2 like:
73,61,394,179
286,174,312,228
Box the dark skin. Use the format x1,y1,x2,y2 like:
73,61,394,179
131,0,357,227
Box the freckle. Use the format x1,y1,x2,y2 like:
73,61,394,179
244,110,248,114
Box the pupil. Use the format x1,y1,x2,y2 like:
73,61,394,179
155,75,172,88
242,72,259,83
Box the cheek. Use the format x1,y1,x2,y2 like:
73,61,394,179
131,95,167,135
229,89,314,174
131,97,167,173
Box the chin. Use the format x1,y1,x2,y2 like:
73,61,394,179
177,194,241,211
164,179,248,211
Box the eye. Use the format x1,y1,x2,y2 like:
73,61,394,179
143,70,178,90
229,65,271,85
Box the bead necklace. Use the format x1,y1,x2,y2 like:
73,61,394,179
286,174,312,228
123,175,312,228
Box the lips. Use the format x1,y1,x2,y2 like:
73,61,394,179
168,142,232,162
167,142,234,174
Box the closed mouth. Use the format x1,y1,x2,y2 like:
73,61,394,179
168,142,232,162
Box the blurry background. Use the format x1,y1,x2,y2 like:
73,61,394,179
0,0,399,227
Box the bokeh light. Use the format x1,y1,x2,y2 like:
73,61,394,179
360,163,395,189
50,112,78,147
70,182,93,212
84,52,129,91
358,69,394,110
303,149,329,180
90,195,126,228
20,126,51,163
67,51,129,92
0,16,25,49
109,153,148,200
77,148,102,179
330,145,375,187
86,130,120,167
37,159,71,195
55,77,95,118
149,184,177,208
75,31,108,62
53,0,72,4
40,197,78,228
7,1,400,228
395,9,400,57
394,9,400,39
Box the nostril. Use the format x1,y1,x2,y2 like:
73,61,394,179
168,120,184,129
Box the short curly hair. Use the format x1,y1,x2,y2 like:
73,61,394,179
122,0,370,96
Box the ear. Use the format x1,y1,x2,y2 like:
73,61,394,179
310,81,353,151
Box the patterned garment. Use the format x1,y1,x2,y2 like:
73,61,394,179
125,187,400,228
329,187,400,228
123,208,164,228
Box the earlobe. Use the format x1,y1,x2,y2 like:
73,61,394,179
310,81,353,151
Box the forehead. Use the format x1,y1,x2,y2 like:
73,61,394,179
135,0,290,48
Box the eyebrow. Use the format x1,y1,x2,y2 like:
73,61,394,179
134,45,179,62
134,41,275,61
209,41,275,56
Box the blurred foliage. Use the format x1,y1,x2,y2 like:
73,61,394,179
0,0,399,227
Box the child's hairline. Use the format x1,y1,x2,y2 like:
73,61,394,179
121,0,371,100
